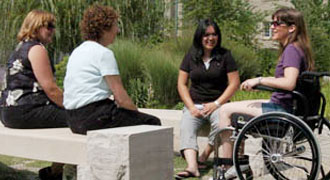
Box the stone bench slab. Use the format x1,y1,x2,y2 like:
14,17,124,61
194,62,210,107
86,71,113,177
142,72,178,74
0,123,87,164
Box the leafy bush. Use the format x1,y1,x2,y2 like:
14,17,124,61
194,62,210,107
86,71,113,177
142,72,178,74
292,0,330,72
256,48,278,76
55,56,68,89
183,0,264,46
223,37,261,81
309,26,330,72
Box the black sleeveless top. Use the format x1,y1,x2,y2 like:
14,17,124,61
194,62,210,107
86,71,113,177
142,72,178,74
1,40,53,107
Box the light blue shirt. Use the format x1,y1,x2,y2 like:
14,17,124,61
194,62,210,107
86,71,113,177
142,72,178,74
63,41,119,109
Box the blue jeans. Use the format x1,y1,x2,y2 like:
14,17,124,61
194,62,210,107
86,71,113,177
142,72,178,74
262,102,290,113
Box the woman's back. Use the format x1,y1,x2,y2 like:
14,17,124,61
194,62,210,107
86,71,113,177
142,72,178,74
1,40,50,107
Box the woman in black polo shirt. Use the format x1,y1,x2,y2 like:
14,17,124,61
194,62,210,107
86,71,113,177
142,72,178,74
176,19,240,179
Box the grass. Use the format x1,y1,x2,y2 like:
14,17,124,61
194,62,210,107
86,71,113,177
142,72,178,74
174,154,213,179
321,81,330,118
0,155,40,180
0,154,212,180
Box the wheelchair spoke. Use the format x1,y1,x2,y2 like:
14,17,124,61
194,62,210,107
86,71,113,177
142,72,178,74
233,113,320,180
281,159,311,177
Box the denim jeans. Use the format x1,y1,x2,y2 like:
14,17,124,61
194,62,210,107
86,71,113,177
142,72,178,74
66,99,161,135
261,102,290,113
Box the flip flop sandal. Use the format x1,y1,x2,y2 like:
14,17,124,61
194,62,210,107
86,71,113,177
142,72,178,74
175,170,198,179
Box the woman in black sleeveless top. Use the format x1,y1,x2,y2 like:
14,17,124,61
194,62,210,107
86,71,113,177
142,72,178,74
1,10,67,128
0,10,67,180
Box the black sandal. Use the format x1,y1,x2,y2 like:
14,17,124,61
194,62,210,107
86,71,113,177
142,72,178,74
39,166,62,180
175,170,198,179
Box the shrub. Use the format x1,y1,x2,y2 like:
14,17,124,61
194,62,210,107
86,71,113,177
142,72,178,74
256,48,278,76
55,56,68,89
223,38,261,81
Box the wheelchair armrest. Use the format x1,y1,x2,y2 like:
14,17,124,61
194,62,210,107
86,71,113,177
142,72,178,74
301,71,330,78
254,85,291,94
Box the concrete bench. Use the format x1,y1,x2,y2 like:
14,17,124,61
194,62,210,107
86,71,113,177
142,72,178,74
0,123,173,180
139,108,211,154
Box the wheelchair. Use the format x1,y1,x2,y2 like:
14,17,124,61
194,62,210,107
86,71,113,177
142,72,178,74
213,71,330,180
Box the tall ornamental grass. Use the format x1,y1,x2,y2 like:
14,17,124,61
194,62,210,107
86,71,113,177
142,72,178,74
0,0,167,64
110,39,180,108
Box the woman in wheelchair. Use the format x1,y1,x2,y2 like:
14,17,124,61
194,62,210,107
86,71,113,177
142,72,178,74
217,8,315,179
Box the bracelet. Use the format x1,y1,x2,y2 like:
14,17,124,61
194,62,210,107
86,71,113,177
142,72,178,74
258,77,263,84
214,100,221,107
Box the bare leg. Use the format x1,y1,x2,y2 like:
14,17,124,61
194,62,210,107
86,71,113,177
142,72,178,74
177,149,200,177
219,99,267,167
199,144,213,163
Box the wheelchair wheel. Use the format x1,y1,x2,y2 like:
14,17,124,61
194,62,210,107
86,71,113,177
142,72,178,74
312,119,330,179
233,112,320,180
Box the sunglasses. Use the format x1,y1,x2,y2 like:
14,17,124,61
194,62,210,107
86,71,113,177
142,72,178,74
270,21,287,27
271,20,293,28
47,23,56,30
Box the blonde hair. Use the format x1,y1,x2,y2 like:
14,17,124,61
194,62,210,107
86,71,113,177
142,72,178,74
17,10,55,42
272,8,314,71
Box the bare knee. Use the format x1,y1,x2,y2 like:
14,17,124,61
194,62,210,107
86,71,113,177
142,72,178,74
219,104,233,128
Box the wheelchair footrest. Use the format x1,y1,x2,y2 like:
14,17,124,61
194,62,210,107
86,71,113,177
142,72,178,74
214,158,233,166
231,113,254,129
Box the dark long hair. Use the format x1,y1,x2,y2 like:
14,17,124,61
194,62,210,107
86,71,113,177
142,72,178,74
190,19,225,62
272,8,314,71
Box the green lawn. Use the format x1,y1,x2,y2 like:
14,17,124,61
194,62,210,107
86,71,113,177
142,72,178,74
174,154,213,179
0,155,40,180
0,155,52,180
0,154,213,180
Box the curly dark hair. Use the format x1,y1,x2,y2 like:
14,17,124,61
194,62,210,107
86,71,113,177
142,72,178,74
80,4,119,41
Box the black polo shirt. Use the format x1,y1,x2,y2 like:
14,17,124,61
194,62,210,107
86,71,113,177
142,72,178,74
180,49,237,104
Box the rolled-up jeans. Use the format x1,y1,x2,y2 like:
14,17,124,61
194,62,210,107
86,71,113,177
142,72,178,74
180,106,221,154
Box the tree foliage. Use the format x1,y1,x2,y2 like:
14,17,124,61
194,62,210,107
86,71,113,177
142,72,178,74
291,0,330,72
182,0,264,79
182,0,264,46
0,0,167,64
